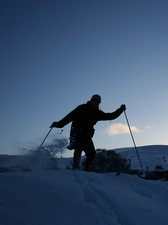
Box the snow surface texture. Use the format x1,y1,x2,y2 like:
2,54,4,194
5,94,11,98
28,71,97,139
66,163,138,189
0,145,168,225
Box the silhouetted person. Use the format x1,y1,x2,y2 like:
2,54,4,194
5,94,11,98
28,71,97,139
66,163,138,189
50,94,126,170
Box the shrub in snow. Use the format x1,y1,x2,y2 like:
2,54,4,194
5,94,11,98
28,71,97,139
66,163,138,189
155,165,163,170
145,170,168,180
83,149,131,173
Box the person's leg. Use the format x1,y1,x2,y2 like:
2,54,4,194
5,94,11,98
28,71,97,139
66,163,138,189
84,138,96,170
73,148,82,170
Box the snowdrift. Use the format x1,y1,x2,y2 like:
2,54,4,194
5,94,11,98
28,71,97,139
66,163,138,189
0,145,168,225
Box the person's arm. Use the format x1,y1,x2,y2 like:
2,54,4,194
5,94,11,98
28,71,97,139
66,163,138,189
99,104,126,121
50,105,82,128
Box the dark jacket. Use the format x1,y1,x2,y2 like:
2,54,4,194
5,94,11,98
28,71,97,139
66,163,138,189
57,101,124,139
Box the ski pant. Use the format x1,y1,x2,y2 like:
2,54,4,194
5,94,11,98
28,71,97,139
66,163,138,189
73,137,96,170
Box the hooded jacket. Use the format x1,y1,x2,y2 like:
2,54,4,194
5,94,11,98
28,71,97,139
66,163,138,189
57,101,124,138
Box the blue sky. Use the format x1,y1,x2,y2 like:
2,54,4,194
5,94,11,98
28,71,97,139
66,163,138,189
1,0,168,155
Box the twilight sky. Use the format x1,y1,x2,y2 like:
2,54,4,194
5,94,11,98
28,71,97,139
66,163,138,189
1,0,168,155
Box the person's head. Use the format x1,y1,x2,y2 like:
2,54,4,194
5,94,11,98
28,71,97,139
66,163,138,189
90,94,101,108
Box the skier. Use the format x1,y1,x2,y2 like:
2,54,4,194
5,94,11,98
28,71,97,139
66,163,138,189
50,94,126,170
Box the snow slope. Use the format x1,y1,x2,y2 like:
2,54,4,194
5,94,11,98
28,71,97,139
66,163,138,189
0,145,168,225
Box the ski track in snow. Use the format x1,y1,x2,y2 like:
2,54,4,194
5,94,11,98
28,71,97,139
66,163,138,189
69,171,168,225
73,172,134,225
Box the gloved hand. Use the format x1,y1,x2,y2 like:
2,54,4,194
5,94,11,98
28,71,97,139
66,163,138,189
120,104,126,111
50,121,61,128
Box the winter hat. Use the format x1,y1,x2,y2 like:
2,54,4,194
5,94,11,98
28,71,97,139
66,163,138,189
90,94,101,103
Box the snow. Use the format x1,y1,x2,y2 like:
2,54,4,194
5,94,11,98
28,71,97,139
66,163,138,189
0,145,168,225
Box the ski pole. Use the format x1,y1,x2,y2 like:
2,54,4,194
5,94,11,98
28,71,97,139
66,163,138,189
124,110,145,174
37,128,53,150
